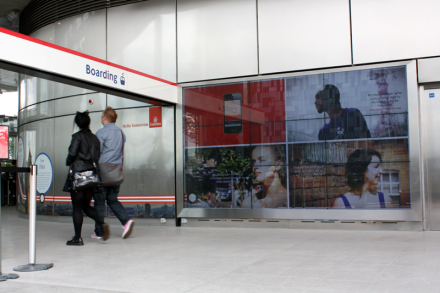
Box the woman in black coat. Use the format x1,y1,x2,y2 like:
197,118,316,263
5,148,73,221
65,111,110,245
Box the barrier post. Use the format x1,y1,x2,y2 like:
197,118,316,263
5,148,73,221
14,165,53,272
0,169,19,281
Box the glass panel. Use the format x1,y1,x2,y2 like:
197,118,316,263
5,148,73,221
251,122,286,144
184,146,252,209
107,95,152,109
392,184,400,193
383,173,390,182
287,118,325,143
285,74,324,120
391,172,399,182
382,186,390,194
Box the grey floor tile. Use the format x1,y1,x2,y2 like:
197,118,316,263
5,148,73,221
337,262,389,273
280,268,332,278
311,279,373,292
367,281,431,293
375,266,435,283
325,270,382,282
248,285,308,293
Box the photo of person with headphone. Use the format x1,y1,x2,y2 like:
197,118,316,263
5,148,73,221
314,84,371,140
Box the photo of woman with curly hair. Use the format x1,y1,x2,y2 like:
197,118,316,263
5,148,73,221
333,149,394,209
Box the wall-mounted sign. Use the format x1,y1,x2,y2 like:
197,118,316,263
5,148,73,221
0,126,9,159
17,137,24,167
35,153,53,195
0,28,178,104
429,93,435,98
149,107,162,128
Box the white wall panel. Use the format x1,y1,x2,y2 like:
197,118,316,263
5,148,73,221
107,0,176,83
258,0,351,74
177,0,258,82
54,10,106,59
352,0,440,64
30,23,55,44
418,58,440,83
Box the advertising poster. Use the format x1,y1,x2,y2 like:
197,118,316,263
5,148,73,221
0,126,9,159
183,65,410,210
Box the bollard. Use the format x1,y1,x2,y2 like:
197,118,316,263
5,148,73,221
0,170,19,281
14,165,53,272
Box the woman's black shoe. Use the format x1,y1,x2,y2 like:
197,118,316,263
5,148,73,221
66,237,84,246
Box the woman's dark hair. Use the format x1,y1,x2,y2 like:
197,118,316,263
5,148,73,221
74,111,91,129
346,149,382,192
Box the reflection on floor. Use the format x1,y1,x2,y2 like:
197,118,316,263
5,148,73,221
1,206,440,293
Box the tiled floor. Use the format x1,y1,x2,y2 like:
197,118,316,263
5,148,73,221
1,206,440,292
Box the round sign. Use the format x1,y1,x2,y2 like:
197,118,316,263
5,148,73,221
34,153,53,195
17,137,24,167
188,193,197,203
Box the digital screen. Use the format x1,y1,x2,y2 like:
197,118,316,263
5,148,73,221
224,100,241,121
0,126,9,159
183,65,410,210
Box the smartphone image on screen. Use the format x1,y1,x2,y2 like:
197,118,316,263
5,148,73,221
223,93,242,134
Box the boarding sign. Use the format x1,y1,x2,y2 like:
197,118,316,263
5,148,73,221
0,28,178,104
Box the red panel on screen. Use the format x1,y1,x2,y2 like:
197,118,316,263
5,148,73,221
184,83,250,127
250,79,286,123
184,79,286,147
185,124,250,148
0,126,8,159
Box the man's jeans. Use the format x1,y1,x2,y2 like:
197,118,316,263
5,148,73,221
94,186,131,235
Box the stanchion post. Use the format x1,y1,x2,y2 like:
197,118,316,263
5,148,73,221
0,167,19,281
14,165,53,272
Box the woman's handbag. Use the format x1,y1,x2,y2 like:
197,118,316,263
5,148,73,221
99,130,124,187
72,168,100,191
62,165,74,192
71,133,101,192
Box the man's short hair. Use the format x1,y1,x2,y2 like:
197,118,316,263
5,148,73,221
102,106,118,123
320,84,341,110
322,84,340,104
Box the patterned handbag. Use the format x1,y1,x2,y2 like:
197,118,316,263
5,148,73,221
72,168,100,191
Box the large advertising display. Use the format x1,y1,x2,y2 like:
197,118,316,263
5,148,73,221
0,126,9,159
183,65,410,209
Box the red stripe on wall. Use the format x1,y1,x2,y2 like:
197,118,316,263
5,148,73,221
30,195,175,204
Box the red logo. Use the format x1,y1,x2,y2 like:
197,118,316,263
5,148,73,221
149,107,162,128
